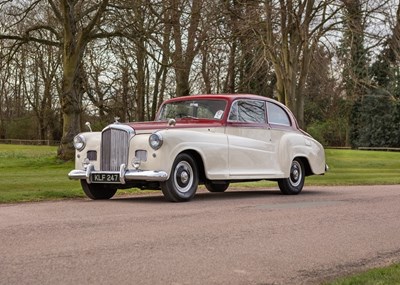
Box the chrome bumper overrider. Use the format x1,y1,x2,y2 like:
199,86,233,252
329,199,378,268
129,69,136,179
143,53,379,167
68,164,168,184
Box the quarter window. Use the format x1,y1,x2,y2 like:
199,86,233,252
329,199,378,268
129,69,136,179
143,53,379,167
228,100,266,123
267,102,291,126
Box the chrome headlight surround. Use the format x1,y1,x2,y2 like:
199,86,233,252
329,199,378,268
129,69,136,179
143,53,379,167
149,132,163,150
73,134,86,151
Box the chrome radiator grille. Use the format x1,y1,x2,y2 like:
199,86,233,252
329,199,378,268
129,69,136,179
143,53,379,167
101,127,129,171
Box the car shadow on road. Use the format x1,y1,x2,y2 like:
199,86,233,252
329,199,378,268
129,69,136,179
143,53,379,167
109,188,329,204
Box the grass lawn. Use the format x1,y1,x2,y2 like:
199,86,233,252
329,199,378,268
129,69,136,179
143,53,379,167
0,144,82,202
325,263,400,285
309,148,400,186
233,148,400,188
1,144,400,203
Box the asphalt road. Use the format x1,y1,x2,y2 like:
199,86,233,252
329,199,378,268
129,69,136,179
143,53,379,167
1,185,400,285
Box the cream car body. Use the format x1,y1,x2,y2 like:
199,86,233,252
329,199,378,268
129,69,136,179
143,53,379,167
69,94,326,202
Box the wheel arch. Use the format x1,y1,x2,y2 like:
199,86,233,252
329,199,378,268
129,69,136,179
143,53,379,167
179,149,207,184
296,156,313,177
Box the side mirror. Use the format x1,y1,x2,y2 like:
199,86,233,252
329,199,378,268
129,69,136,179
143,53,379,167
168,118,176,127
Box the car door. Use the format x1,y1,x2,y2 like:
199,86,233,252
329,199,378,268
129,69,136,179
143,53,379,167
266,101,297,174
225,99,279,178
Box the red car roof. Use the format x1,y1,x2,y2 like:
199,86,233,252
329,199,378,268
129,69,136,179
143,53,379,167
164,94,269,103
161,94,298,126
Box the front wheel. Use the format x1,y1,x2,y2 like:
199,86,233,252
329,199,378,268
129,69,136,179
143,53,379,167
80,180,117,200
278,158,305,195
161,153,199,202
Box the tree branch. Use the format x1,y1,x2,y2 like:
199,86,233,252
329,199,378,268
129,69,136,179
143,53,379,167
83,0,109,41
0,34,61,47
48,0,63,21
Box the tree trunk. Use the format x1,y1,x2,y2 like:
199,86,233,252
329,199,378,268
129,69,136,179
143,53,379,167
175,69,191,97
224,41,237,93
58,57,83,160
57,0,109,160
57,14,85,160
170,0,202,97
389,1,400,61
120,65,130,122
136,40,146,121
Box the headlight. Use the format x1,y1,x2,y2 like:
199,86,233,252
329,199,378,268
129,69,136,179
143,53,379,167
149,132,163,150
73,134,86,151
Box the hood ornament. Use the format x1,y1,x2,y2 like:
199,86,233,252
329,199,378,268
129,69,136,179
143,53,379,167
114,117,120,124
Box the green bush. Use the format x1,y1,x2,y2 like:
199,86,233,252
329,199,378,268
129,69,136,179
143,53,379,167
307,118,348,147
350,93,399,148
6,115,38,140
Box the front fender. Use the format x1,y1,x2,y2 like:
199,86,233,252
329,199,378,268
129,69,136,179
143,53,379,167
73,132,102,170
131,128,229,180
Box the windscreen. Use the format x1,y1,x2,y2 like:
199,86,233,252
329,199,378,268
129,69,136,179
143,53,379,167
157,99,227,121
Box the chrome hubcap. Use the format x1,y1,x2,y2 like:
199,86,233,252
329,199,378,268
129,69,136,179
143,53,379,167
289,161,302,187
173,161,193,193
180,171,189,184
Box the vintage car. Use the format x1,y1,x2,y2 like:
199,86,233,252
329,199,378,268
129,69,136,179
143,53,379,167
68,94,326,202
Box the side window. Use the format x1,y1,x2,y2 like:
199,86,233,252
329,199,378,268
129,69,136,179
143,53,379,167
267,102,291,126
228,100,266,123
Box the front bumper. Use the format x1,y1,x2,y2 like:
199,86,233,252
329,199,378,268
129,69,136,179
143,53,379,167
68,164,168,184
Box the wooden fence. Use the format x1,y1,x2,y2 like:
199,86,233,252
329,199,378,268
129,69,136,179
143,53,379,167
0,139,60,146
357,147,400,152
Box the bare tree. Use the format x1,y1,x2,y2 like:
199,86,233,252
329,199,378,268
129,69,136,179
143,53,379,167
340,0,369,100
168,0,204,97
0,40,11,139
389,0,400,62
82,41,118,123
255,0,341,127
0,40,31,138
0,0,125,160
24,42,61,141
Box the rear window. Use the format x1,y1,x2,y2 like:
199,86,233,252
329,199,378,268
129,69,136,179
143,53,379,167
267,102,291,126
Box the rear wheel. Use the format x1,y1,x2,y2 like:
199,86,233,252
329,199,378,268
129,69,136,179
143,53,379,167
80,180,117,200
161,153,198,202
205,181,230,193
278,158,305,195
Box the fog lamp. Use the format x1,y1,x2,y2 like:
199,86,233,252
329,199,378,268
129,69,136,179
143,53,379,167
82,158,90,169
132,159,141,169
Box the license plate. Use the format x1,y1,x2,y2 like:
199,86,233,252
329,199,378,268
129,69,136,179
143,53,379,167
91,173,120,183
